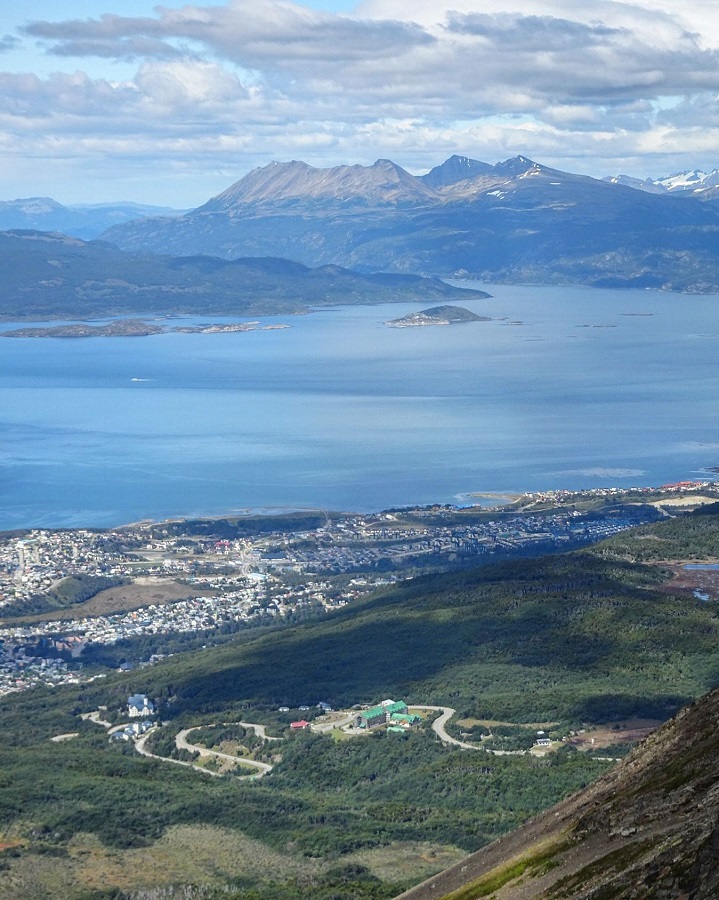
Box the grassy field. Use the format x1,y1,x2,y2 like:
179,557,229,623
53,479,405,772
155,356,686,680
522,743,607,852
1,578,212,625
0,825,321,899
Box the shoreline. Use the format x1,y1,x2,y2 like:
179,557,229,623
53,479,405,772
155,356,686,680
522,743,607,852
4,481,718,536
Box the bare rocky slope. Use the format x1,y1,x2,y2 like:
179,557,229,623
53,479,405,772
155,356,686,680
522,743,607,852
398,687,719,899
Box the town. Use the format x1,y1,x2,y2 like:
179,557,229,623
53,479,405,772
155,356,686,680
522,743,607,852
1,480,717,696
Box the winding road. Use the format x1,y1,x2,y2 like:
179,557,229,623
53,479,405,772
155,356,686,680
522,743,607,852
175,726,273,776
412,705,482,750
81,709,113,729
134,730,222,777
90,703,525,779
412,705,525,755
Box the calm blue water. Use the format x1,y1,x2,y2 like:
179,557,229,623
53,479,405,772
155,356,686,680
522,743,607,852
2,283,719,529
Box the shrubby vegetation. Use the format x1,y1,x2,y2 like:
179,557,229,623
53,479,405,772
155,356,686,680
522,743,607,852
595,505,719,562
122,541,719,726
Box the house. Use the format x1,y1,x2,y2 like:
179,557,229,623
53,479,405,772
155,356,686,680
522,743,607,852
110,720,154,743
290,720,311,730
317,701,333,712
535,730,551,747
127,694,155,718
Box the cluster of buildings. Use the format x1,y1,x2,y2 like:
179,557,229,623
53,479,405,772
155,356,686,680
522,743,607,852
516,481,719,510
355,699,421,733
0,641,89,695
237,504,668,577
110,719,154,742
0,529,130,608
108,695,156,742
0,577,352,650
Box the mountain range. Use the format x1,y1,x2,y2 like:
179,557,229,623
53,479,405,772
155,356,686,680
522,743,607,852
0,197,185,240
99,155,719,293
604,168,719,201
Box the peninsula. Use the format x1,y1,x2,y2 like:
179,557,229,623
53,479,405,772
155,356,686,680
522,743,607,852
1,319,290,338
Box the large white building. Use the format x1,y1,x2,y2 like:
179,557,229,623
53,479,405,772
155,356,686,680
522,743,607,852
127,694,155,718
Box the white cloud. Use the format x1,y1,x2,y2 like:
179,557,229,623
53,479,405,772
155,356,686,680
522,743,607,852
23,2,719,107
134,59,248,109
0,0,715,203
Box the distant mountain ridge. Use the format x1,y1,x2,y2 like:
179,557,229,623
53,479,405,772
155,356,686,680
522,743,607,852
0,197,185,239
604,167,719,201
195,158,439,211
102,154,719,293
191,154,573,211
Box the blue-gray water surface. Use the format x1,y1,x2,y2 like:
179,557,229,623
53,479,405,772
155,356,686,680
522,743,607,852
2,283,718,529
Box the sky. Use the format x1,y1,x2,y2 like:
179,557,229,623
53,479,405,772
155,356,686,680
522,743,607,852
0,0,718,206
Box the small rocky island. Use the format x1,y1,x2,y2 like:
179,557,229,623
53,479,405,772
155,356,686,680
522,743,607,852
386,304,490,328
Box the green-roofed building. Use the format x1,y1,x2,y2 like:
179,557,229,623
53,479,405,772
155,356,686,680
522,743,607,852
389,712,421,726
357,699,409,729
358,705,388,729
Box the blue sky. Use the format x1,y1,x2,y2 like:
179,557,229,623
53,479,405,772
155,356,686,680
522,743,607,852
1,0,718,206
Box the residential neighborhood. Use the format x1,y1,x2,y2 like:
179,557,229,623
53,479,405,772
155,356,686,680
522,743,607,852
0,482,714,696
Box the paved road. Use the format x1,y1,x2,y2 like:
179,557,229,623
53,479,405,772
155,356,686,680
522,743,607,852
311,713,356,734
412,705,482,750
82,709,113,729
134,730,222,777
133,721,274,778
236,721,281,742
176,725,273,776
412,705,525,755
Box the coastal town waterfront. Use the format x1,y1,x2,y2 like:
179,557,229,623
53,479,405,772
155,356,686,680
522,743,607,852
1,481,716,697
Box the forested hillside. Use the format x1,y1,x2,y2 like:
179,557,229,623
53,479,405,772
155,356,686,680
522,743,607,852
1,510,718,898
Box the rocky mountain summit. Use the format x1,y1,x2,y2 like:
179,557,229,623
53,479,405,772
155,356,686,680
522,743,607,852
420,154,494,189
399,686,719,899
